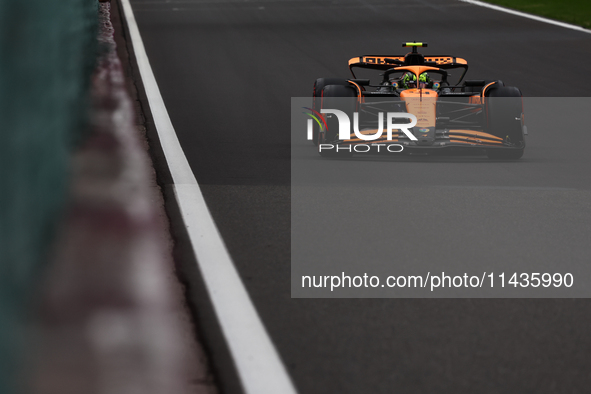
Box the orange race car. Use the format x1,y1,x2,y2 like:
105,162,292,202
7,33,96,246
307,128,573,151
311,42,527,159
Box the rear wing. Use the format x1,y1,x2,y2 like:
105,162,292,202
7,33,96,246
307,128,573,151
348,55,469,82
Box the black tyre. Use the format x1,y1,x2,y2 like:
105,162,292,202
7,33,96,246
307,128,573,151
461,79,504,94
312,78,350,145
318,84,356,158
485,86,525,160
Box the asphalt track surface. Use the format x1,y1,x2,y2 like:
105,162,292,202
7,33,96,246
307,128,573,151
127,0,591,392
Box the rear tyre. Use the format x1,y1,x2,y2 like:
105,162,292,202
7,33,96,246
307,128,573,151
318,84,356,158
312,78,350,145
485,86,525,160
461,79,504,94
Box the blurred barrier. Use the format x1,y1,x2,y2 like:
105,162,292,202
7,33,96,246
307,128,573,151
0,0,98,391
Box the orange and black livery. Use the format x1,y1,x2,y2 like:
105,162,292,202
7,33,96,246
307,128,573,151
312,42,526,159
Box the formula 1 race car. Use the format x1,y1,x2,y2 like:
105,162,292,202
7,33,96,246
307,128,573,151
311,42,527,159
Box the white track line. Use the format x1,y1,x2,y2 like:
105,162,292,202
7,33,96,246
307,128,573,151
459,0,591,35
118,1,298,393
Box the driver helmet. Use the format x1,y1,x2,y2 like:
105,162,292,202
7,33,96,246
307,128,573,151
402,72,416,88
418,72,431,88
402,72,431,88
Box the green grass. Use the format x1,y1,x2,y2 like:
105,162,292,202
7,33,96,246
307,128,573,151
484,0,591,29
